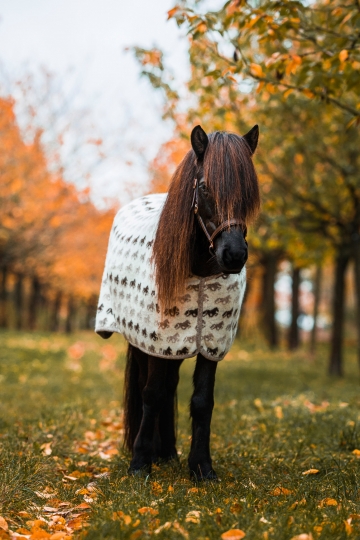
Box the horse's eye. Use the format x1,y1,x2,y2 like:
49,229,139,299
199,183,208,193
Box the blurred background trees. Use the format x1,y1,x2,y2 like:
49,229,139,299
0,95,115,333
130,0,360,376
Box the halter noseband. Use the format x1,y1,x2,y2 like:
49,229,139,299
192,177,244,252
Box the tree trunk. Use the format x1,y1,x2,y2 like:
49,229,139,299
0,266,8,328
65,296,75,334
288,266,301,350
14,274,24,330
309,265,322,356
28,275,41,331
261,252,278,348
353,235,360,371
329,249,350,377
50,291,62,332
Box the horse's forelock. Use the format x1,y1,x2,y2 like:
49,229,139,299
204,132,260,224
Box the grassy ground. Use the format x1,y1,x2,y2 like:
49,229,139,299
1,330,360,539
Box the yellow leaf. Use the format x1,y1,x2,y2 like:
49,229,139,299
344,519,353,535
339,50,348,63
168,485,174,492
270,486,293,496
250,63,264,78
352,449,360,456
132,519,140,528
290,535,313,540
187,487,198,494
0,519,8,532
275,406,283,419
254,398,264,412
302,469,319,475
221,529,246,540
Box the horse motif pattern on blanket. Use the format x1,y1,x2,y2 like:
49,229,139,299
95,193,246,361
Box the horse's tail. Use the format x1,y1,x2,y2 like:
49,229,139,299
123,344,146,452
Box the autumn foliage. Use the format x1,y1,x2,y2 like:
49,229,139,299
0,97,115,331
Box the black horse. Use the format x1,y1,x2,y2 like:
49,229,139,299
121,125,260,479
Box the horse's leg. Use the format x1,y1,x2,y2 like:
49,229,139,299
188,353,218,480
157,359,183,462
129,355,167,474
123,344,148,452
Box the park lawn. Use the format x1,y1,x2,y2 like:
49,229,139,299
0,331,360,539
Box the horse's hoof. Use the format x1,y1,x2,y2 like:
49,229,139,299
128,464,151,476
189,468,219,482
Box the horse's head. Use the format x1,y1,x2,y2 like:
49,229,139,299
190,124,259,276
153,124,260,310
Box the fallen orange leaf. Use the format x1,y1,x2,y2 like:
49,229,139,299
138,507,158,516
319,498,338,507
0,519,8,532
302,469,319,476
221,529,246,540
270,487,293,496
151,482,162,494
129,531,143,540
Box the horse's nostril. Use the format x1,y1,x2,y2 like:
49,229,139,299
222,248,247,268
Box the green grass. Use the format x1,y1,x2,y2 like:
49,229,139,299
1,330,360,539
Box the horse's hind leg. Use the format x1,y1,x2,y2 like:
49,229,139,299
188,353,218,480
157,359,183,462
129,355,167,474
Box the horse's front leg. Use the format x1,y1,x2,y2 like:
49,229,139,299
188,353,218,480
129,356,166,474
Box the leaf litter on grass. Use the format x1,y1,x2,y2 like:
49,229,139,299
2,332,360,538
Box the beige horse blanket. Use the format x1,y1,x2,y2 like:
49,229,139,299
95,194,246,361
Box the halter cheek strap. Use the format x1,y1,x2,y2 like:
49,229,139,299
192,177,244,251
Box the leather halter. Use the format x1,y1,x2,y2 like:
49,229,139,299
192,177,244,252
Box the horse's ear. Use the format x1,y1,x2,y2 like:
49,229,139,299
243,124,259,155
191,125,209,160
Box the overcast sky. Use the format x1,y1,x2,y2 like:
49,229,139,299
0,0,189,203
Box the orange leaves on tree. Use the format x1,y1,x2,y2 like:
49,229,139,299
339,50,348,63
250,63,264,78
